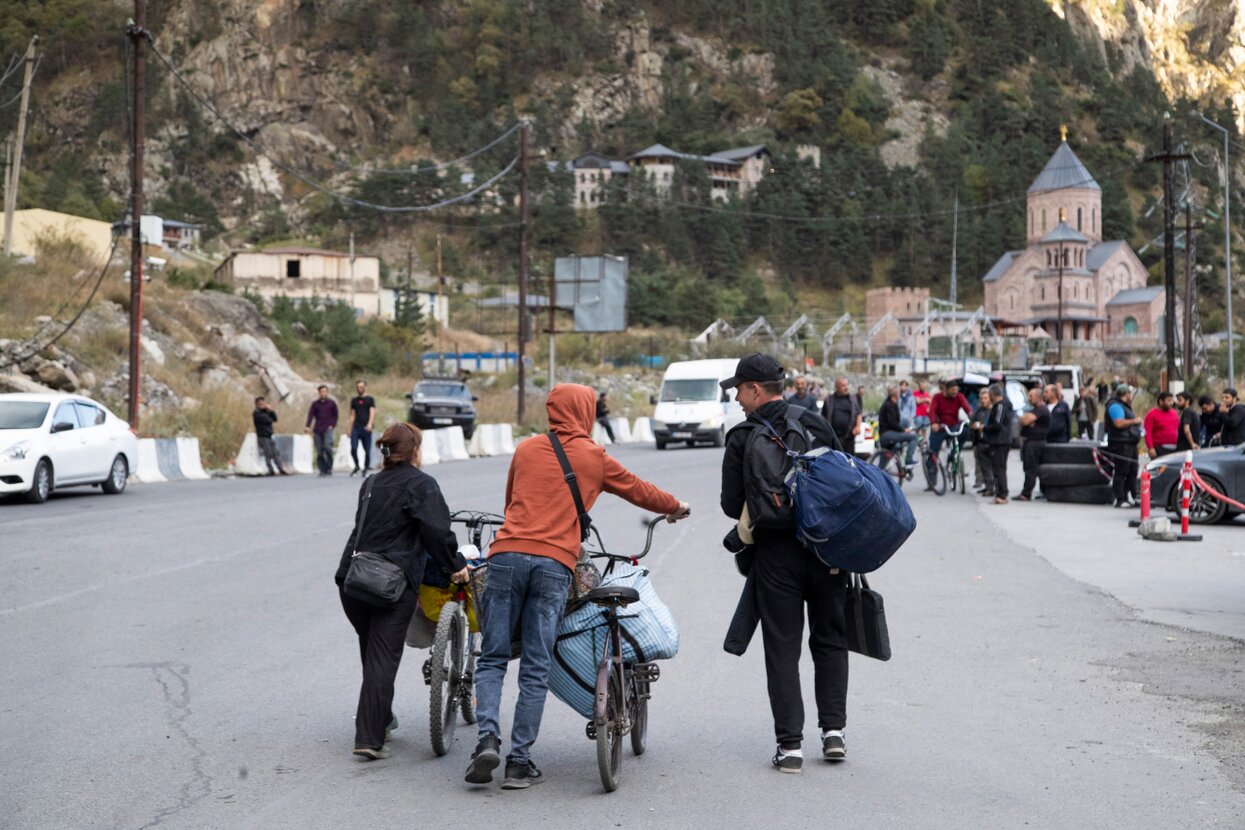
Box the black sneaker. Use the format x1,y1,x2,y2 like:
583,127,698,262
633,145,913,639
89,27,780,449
464,734,501,785
501,759,544,789
822,730,846,762
772,747,803,774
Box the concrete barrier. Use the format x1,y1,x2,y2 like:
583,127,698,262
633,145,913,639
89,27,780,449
435,426,470,462
497,424,516,454
593,417,634,445
233,433,312,475
632,418,655,443
132,439,168,483
468,424,518,457
333,435,354,473
175,438,211,480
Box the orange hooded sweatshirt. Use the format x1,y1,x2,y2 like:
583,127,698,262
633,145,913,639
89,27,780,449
489,383,680,571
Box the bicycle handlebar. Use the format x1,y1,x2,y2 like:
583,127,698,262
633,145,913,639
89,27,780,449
450,510,505,550
583,515,666,563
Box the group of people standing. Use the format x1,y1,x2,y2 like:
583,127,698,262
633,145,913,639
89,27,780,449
250,380,378,477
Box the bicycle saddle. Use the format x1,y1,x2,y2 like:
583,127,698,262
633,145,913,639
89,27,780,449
586,585,640,606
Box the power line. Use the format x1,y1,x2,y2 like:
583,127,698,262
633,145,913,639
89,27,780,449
0,55,39,109
364,124,520,174
146,40,519,213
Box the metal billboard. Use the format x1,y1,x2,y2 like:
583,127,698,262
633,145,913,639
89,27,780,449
554,255,628,332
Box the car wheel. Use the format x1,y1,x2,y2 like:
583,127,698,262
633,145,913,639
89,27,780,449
655,439,667,450
1169,475,1228,524
685,440,696,448
24,459,52,504
712,428,725,448
102,455,128,495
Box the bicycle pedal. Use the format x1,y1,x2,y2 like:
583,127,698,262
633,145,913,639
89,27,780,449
421,658,432,686
585,721,597,740
633,662,661,683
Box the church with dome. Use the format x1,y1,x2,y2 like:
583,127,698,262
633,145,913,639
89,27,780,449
982,130,1169,356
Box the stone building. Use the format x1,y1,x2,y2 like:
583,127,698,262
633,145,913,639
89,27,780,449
572,143,771,208
981,131,1160,355
215,247,382,318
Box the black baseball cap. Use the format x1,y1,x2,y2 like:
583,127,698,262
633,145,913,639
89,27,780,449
720,353,786,390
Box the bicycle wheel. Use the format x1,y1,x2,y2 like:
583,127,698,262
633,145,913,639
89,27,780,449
429,602,465,757
923,452,947,495
595,659,624,792
868,450,904,488
629,673,648,756
461,631,479,725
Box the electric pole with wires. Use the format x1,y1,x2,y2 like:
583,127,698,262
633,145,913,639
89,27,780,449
516,118,529,424
126,5,146,428
2,35,37,257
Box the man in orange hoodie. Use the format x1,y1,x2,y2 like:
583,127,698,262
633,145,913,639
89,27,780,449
466,384,690,789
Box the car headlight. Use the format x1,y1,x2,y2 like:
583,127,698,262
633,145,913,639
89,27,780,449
652,421,666,430
2,440,31,461
699,416,724,430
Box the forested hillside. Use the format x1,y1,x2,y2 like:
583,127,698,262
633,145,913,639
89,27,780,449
0,0,1241,329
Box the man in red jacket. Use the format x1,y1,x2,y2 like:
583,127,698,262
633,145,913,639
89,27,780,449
466,384,689,789
929,380,971,459
1143,391,1180,457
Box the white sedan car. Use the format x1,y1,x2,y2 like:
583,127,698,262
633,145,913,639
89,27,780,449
0,392,139,503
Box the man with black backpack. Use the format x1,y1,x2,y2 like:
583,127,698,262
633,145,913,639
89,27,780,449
718,353,849,775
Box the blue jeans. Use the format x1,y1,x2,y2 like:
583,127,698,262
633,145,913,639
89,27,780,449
880,431,919,465
474,552,571,764
313,429,334,474
350,426,373,470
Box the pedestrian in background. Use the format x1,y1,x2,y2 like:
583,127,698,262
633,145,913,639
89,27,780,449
1199,396,1223,446
306,385,339,477
1016,388,1049,502
595,389,616,443
1220,389,1245,445
349,380,376,477
1143,392,1179,457
912,380,932,432
971,389,994,494
1073,386,1099,440
984,383,1013,504
785,375,820,412
718,354,849,774
1104,384,1142,508
822,376,861,456
337,423,469,761
854,385,866,415
1175,391,1201,452
252,396,288,476
1046,384,1071,444
898,380,916,430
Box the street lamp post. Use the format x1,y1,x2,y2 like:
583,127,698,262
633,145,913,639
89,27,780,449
1191,110,1234,387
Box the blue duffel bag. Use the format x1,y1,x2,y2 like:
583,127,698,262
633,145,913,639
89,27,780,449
789,449,916,573
548,563,678,719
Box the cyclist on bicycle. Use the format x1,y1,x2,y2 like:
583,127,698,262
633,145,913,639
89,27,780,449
878,386,919,468
465,384,690,790
929,380,970,458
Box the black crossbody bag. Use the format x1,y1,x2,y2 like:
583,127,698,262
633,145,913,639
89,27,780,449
342,476,409,607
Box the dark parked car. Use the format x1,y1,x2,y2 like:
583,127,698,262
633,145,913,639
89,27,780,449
1146,446,1244,524
406,378,477,439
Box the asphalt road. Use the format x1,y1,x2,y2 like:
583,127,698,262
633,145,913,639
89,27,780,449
2,445,1244,828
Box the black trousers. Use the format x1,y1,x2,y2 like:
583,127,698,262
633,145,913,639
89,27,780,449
989,444,1011,498
597,416,616,442
974,442,994,489
340,586,418,750
1108,442,1139,503
257,435,286,474
1020,440,1045,497
835,432,855,457
753,531,850,748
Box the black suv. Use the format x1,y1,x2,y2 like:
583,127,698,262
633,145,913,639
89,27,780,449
406,378,477,439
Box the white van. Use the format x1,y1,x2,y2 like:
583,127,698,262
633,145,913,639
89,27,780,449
652,359,747,449
1031,364,1083,407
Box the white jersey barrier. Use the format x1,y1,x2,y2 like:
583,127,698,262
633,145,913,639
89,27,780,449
468,424,518,457
131,437,211,483
434,426,470,462
632,417,655,443
234,433,314,475
593,416,636,446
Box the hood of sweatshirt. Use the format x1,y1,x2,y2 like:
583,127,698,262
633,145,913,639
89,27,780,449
546,383,597,438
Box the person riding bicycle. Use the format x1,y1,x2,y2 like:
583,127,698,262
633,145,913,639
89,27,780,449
878,386,919,468
929,380,970,458
718,353,850,775
466,383,690,790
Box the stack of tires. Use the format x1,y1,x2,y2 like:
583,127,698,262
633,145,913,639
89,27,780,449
1038,440,1114,504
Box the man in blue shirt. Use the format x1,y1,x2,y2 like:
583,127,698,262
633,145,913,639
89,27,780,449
1104,384,1142,507
898,380,916,430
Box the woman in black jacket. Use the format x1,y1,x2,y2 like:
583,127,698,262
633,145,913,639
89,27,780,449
336,422,468,760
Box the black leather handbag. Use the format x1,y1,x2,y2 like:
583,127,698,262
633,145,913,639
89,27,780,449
343,476,408,607
845,573,891,661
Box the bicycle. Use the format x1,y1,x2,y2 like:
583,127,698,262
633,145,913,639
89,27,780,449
578,515,669,792
934,422,967,495
422,510,504,757
868,441,915,487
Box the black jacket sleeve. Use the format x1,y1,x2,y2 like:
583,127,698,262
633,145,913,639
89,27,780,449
799,408,843,452
410,478,467,576
335,485,367,584
720,425,750,520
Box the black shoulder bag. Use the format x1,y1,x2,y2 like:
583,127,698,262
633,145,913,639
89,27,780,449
845,573,891,661
547,431,592,542
342,476,409,607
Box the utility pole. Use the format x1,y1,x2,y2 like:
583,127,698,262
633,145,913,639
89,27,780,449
1149,117,1191,391
436,234,444,372
949,191,958,307
348,231,356,312
516,118,529,424
126,10,145,428
2,138,12,226
548,258,557,389
1184,202,1197,379
2,36,36,257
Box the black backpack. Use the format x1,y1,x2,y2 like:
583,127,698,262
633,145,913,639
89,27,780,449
739,413,813,529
